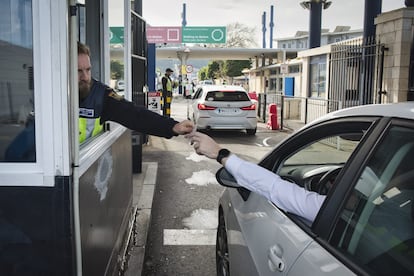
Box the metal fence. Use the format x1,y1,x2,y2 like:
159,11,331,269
258,94,342,130
257,37,386,129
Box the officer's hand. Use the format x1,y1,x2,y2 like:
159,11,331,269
172,120,194,135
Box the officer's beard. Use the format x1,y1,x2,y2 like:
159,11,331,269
79,80,91,100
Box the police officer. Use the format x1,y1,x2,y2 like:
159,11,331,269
161,68,174,117
78,42,193,142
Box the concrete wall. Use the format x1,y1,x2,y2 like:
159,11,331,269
375,8,414,102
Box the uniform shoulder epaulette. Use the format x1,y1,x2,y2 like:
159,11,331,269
108,90,124,101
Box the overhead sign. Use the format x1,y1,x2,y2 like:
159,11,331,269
182,26,226,44
110,27,124,44
146,26,181,44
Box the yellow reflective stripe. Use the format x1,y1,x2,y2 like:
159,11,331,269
79,117,103,143
79,118,87,143
92,119,103,136
166,78,172,91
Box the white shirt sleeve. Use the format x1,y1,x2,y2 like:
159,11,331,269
225,154,326,222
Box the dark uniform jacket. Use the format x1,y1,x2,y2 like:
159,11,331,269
80,79,179,138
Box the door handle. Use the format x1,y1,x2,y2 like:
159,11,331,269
268,244,285,272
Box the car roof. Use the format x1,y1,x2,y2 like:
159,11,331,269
309,102,414,126
200,85,247,92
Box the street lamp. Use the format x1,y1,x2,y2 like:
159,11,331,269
177,47,191,97
300,0,332,48
300,0,331,9
242,68,250,91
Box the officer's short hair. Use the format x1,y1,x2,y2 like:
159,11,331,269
78,42,90,56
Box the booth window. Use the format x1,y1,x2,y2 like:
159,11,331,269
0,0,35,162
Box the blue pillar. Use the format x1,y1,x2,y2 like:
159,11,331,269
309,1,322,48
262,12,267,48
363,0,381,39
182,3,187,27
269,5,274,48
147,43,156,91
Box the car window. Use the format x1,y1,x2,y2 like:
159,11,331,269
205,91,249,101
330,125,414,275
192,88,202,99
279,132,363,193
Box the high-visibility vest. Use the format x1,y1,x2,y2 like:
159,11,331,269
79,117,103,143
163,76,172,92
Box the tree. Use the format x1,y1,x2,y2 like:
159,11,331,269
207,60,223,79
110,60,124,80
208,22,258,48
198,67,208,81
198,22,255,82
224,60,252,78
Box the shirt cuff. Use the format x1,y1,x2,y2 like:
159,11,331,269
224,154,244,176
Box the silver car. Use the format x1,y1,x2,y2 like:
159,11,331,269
216,102,414,275
190,85,257,135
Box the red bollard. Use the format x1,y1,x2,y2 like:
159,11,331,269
266,104,279,130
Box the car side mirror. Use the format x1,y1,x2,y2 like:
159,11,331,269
216,167,251,201
215,167,241,188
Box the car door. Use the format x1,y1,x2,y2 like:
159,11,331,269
226,117,379,276
305,118,414,276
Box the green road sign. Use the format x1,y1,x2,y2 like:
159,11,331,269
110,27,124,44
182,26,226,44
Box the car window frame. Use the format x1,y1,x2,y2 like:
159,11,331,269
308,117,414,275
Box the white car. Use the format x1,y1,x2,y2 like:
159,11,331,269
190,85,257,135
216,102,414,275
115,80,125,91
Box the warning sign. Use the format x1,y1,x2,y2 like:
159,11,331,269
147,91,161,112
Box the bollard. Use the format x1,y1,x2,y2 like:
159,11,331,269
162,91,172,117
266,104,279,130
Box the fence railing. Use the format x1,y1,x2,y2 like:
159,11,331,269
257,93,342,129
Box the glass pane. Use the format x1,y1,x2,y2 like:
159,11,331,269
279,128,365,194
109,0,125,95
331,126,414,275
284,135,361,166
0,0,35,162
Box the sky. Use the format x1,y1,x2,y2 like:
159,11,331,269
142,0,406,46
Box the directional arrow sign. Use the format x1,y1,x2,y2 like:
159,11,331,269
182,26,226,44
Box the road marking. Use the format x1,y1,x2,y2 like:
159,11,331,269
263,137,272,147
164,229,216,245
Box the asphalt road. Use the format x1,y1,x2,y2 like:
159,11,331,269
140,96,293,275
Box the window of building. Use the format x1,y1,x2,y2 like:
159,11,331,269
269,78,277,92
289,65,300,73
0,0,35,162
309,55,326,98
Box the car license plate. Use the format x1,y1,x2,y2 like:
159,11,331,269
217,108,240,114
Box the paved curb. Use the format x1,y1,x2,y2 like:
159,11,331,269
124,162,158,276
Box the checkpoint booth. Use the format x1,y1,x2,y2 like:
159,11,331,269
0,0,147,275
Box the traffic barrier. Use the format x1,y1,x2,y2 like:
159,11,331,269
266,104,279,130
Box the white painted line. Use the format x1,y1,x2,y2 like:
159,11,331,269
143,162,158,185
164,229,216,246
263,137,272,147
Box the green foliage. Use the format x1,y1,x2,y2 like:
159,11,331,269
110,60,124,80
224,60,252,77
197,23,255,81
198,67,208,80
